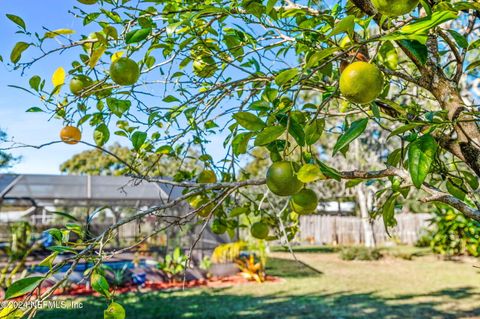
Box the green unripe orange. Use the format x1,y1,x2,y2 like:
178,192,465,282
193,56,217,78
250,222,269,239
197,170,217,183
109,57,140,86
290,188,319,215
340,62,384,104
70,75,93,96
266,161,304,196
211,219,227,235
371,0,419,17
197,200,215,218
104,302,125,319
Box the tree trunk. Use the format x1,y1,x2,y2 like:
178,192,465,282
353,138,376,248
356,184,376,248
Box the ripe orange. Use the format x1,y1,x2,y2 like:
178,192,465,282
266,161,304,196
339,61,384,104
70,75,93,96
193,56,217,78
197,170,217,183
78,0,98,4
290,188,319,215
250,222,269,239
60,126,81,145
371,0,419,17
109,57,140,86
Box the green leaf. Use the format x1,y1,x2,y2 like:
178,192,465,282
274,68,299,87
38,252,58,269
333,118,368,156
254,126,285,146
107,98,131,117
383,192,400,231
6,14,26,30
345,179,363,188
398,40,428,65
10,41,30,64
131,131,147,151
305,48,338,69
94,124,110,146
104,302,126,319
91,270,111,298
408,134,438,188
447,30,468,49
224,35,244,60
29,75,41,91
318,160,341,181
387,123,422,140
26,107,43,113
163,95,180,103
462,171,479,190
125,28,151,44
329,15,355,37
466,60,480,72
47,246,77,253
401,11,458,36
230,207,249,217
233,112,266,131
232,132,253,155
5,276,44,299
446,179,466,200
304,119,325,145
297,164,325,183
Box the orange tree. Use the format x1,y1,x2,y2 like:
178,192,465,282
2,0,480,316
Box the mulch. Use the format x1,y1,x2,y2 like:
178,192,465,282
44,275,282,297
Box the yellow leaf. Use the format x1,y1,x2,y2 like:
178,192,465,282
51,67,66,87
89,45,106,68
111,51,124,63
0,304,23,318
44,28,75,39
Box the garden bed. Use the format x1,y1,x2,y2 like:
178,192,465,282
40,275,282,297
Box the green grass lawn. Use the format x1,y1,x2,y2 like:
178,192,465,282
35,247,480,319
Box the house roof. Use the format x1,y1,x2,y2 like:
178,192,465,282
0,174,184,208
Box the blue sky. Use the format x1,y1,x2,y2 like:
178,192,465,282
0,0,233,174
0,1,97,174
1,1,477,174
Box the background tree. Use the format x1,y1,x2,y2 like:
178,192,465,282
1,0,480,315
0,129,18,170
60,143,201,178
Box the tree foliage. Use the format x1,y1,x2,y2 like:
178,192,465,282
2,0,480,316
60,143,200,178
0,130,18,170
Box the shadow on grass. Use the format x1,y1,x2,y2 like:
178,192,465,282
267,257,323,278
33,258,480,319
34,286,480,319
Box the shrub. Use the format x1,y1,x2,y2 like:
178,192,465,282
428,206,480,257
157,247,188,281
415,234,432,248
340,247,382,261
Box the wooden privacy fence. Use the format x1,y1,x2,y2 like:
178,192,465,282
298,213,432,245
